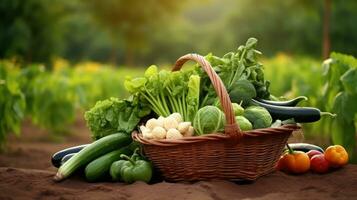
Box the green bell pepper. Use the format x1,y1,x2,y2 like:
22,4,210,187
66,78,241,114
110,149,152,183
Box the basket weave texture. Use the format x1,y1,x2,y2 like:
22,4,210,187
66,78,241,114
133,54,299,181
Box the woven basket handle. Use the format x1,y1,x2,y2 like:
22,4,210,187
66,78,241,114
173,53,242,139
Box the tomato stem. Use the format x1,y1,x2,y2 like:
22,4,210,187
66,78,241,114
286,143,294,154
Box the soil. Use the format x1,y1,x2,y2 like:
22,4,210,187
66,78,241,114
0,119,356,200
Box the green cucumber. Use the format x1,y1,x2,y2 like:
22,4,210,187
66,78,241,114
54,133,131,182
84,146,132,182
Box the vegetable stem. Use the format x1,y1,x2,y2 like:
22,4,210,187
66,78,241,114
141,93,165,116
120,154,136,165
160,91,170,116
229,49,246,88
286,143,294,154
320,112,336,118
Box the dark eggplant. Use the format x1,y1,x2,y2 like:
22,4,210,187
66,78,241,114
250,99,335,123
255,96,308,107
51,144,88,168
60,153,76,166
285,143,324,153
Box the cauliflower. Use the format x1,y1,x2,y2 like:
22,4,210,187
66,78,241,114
152,127,166,139
166,128,183,139
184,126,194,137
140,125,153,139
143,114,191,140
177,122,191,133
169,113,183,123
146,118,159,130
157,116,165,127
163,116,179,130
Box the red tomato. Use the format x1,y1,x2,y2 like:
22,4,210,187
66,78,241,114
310,154,330,174
307,150,323,158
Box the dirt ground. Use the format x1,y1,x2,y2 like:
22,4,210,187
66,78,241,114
0,119,356,200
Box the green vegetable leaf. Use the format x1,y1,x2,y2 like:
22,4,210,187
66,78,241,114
341,68,357,95
85,97,150,140
144,65,158,78
229,79,256,106
186,75,200,122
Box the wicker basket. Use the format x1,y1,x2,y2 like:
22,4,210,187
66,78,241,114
132,53,299,182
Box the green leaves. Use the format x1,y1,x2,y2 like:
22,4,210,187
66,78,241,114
229,79,257,106
341,68,357,95
0,63,26,148
186,75,200,122
125,64,201,121
84,97,150,140
200,38,270,107
322,52,357,160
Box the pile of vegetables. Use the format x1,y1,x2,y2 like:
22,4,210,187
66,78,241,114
277,144,349,174
53,38,338,184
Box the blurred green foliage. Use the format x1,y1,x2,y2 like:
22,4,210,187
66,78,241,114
1,0,356,66
0,0,67,65
0,61,142,141
264,53,357,162
320,53,357,161
0,62,26,148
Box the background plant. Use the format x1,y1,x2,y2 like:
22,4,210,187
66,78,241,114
0,62,26,149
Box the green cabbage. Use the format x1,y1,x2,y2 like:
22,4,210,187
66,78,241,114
232,103,244,116
193,106,225,135
243,106,272,129
235,116,252,131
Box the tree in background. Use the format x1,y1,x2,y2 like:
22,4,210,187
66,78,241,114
0,0,356,65
0,0,66,65
322,0,331,59
84,0,185,65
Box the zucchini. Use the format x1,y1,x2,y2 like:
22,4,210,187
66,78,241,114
51,144,88,168
54,133,131,182
85,146,132,182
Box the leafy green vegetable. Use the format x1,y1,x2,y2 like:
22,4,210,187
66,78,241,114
186,75,200,122
243,106,272,129
199,38,270,107
125,65,171,117
84,96,150,140
125,65,199,122
229,79,257,106
193,106,225,135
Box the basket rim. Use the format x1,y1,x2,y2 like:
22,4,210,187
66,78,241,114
132,124,300,146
